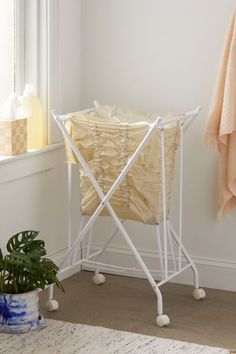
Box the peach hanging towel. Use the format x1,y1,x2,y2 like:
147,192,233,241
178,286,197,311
204,9,236,218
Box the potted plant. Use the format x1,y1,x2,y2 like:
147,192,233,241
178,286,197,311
0,230,63,333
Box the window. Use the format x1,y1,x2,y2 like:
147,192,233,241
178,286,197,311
0,0,15,105
0,0,24,103
0,0,60,151
0,0,51,149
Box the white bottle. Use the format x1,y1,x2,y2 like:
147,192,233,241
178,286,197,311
23,84,46,149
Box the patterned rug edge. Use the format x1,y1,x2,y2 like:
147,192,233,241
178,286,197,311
0,318,231,354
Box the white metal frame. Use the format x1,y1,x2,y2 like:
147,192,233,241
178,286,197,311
47,105,205,326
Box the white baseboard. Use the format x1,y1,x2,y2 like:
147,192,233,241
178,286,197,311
50,248,81,281
51,246,236,292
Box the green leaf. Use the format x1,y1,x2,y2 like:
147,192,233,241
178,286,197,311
0,250,4,272
1,231,64,294
40,258,59,272
7,230,39,253
4,252,32,268
22,240,46,259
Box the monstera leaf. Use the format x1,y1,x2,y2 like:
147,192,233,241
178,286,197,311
0,230,63,294
22,240,46,260
6,231,39,253
4,252,32,268
0,249,3,272
31,258,64,292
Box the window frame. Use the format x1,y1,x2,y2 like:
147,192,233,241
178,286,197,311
15,0,61,146
14,0,25,95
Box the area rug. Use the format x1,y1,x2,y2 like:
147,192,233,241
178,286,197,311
0,319,230,354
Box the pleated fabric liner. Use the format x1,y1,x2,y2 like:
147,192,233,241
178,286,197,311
0,319,230,354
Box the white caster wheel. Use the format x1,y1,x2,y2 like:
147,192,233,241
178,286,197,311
93,273,105,285
193,288,206,300
156,314,170,327
45,299,59,311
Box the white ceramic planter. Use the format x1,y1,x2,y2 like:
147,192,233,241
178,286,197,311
0,289,44,333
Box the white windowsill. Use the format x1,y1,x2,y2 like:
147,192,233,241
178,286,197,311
0,142,64,166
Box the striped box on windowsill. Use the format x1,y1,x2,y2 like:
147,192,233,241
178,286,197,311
0,118,27,156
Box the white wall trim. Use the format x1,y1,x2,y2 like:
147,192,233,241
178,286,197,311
0,143,64,184
0,143,63,166
15,0,25,94
24,0,61,144
50,247,81,281
47,0,61,143
53,245,236,292
24,0,38,92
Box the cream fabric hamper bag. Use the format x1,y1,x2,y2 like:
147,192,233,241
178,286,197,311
64,105,179,224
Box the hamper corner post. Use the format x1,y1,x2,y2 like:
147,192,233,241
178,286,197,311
48,104,205,327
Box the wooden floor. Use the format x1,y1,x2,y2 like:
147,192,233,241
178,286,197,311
40,271,236,350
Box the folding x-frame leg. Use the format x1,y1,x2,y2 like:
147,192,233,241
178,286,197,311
46,114,170,323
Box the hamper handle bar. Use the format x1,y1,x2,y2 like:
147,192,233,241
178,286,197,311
51,106,201,128
51,108,94,121
158,106,201,128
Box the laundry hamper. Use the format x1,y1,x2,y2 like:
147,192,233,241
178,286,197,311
47,103,205,327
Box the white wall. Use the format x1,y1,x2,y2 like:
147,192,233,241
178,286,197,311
49,0,81,141
80,0,236,291
57,0,81,114
0,147,67,258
